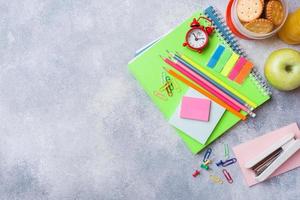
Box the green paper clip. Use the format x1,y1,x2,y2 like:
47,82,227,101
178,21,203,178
224,144,229,159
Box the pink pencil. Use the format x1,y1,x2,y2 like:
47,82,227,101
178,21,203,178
163,57,241,111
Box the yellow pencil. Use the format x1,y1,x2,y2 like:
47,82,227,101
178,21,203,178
177,53,257,108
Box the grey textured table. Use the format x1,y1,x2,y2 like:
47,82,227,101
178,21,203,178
0,0,300,199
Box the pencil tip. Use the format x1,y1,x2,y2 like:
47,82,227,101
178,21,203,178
250,112,256,118
162,66,168,72
166,50,173,57
175,51,181,56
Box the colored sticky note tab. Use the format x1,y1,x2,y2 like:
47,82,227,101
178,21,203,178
228,57,247,80
180,96,211,122
214,48,232,72
235,61,254,84
207,45,225,68
221,52,239,76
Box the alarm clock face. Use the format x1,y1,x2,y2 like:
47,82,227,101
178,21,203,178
186,28,208,50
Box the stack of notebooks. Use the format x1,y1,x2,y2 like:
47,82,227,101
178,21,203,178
128,6,271,154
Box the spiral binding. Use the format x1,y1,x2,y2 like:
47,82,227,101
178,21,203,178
204,6,272,96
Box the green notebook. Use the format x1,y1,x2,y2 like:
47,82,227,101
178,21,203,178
128,11,271,154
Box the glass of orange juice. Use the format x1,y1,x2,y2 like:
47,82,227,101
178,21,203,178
278,8,300,44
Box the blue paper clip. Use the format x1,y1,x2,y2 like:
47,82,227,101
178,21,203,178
203,148,212,162
216,158,237,167
216,160,224,167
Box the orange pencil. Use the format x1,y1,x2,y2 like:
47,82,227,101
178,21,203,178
166,68,246,121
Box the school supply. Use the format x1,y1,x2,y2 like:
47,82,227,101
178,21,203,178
128,7,271,154
170,51,251,109
234,61,254,84
203,148,212,162
245,132,300,183
192,146,236,185
176,52,260,108
233,123,300,186
169,51,240,103
207,45,225,68
228,57,247,80
222,169,233,184
192,170,200,177
221,52,239,76
201,44,253,84
201,164,209,170
169,89,225,144
163,56,244,113
204,159,212,166
216,158,237,167
166,69,245,121
209,174,223,184
201,155,213,170
165,52,256,116
214,47,232,73
205,6,271,94
224,144,229,159
180,96,211,121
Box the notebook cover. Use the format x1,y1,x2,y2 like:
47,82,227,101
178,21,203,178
232,123,300,186
128,11,270,154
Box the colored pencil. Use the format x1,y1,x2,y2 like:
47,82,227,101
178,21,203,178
165,68,246,121
164,53,256,116
163,57,241,111
177,52,257,108
173,59,254,114
167,51,248,107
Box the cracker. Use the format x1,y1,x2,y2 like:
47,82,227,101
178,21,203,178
237,0,264,22
244,18,274,34
266,0,284,26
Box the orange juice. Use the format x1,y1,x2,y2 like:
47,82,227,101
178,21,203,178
278,8,300,44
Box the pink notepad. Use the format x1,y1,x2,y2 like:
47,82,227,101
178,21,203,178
233,123,300,187
180,96,211,121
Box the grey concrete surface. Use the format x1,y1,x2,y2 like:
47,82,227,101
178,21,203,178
0,0,300,199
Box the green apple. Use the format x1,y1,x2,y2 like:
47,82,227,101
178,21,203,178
264,48,300,91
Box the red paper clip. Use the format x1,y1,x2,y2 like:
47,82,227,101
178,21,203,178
222,169,233,184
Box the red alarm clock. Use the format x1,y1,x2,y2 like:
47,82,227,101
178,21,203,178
183,16,214,53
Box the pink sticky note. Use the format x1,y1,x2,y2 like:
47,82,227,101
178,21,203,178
233,123,300,187
180,96,211,121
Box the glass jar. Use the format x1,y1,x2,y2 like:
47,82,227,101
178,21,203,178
226,0,288,39
278,8,300,44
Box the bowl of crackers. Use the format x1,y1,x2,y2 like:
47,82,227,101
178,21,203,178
230,0,288,39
